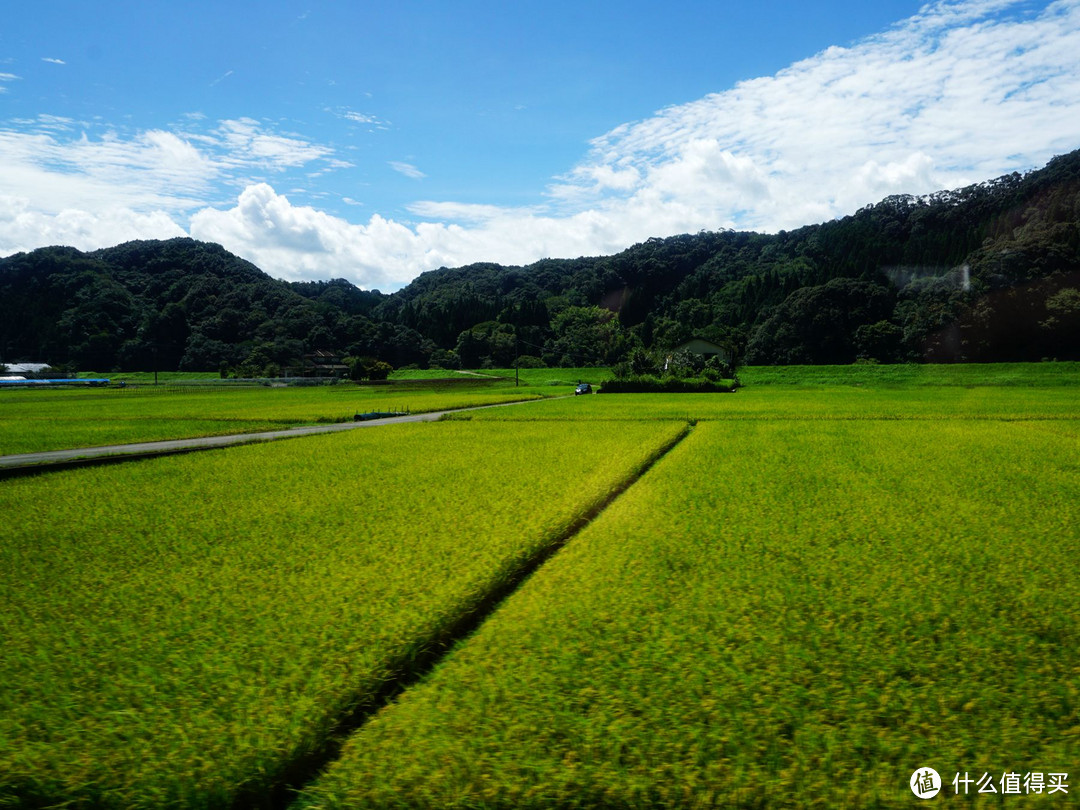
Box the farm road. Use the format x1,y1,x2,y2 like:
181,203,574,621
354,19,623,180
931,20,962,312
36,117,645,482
0,397,552,477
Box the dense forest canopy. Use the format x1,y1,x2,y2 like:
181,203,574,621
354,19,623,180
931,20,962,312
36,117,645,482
2,148,1079,373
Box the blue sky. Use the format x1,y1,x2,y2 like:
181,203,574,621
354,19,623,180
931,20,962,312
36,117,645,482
2,0,1079,289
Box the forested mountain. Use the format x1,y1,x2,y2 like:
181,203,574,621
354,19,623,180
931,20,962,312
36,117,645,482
3,148,1079,373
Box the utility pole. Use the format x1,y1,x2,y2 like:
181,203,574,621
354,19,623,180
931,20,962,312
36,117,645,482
515,331,519,387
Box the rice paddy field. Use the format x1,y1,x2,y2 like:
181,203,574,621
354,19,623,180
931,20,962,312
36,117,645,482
298,419,1079,808
0,420,685,807
0,380,547,455
1,363,1077,808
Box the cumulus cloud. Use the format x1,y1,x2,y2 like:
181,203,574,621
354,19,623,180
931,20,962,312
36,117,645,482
190,184,440,289
188,182,706,288
0,194,185,256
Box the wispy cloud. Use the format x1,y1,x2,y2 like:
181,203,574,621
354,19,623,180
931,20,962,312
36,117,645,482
210,117,333,171
0,72,20,93
0,126,217,216
209,69,234,87
41,57,65,65
389,161,425,179
331,107,390,128
341,111,376,124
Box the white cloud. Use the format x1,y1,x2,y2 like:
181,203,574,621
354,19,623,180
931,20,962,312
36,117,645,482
190,184,433,289
333,108,390,128
28,114,76,131
0,116,342,218
341,111,377,124
188,182,699,288
42,57,66,65
0,127,217,215
0,115,353,262
0,194,185,256
211,118,333,170
408,201,539,223
389,161,426,179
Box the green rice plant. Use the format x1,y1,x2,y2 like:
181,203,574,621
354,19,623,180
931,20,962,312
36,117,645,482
298,419,1080,808
459,384,1080,423
388,367,613,387
388,369,504,380
481,367,616,387
739,361,1080,387
0,420,685,808
0,384,545,455
79,370,229,382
